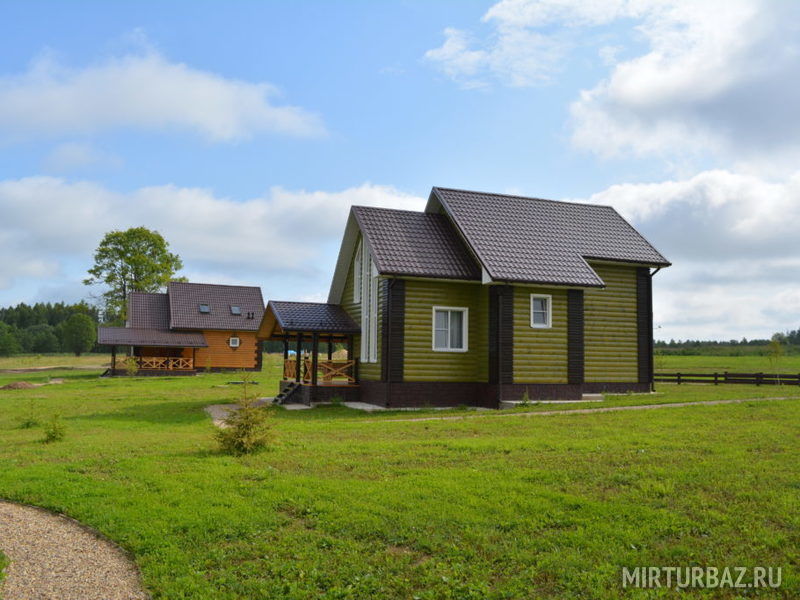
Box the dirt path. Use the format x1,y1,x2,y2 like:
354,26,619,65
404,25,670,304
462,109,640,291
362,396,795,423
0,501,148,600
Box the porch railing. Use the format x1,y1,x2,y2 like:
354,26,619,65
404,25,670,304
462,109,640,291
283,358,357,384
136,357,194,371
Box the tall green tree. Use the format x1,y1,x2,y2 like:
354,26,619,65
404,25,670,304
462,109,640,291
84,227,184,321
61,314,96,356
0,323,22,357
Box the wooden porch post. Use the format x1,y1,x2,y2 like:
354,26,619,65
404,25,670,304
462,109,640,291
283,338,289,361
192,347,196,370
111,346,116,376
327,336,333,361
295,333,302,383
311,333,319,386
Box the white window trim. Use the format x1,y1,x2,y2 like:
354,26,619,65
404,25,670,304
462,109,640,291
530,294,552,329
431,306,469,352
229,336,241,348
353,241,362,303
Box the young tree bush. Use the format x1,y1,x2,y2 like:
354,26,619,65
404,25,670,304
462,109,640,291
215,372,273,455
61,313,96,356
42,414,65,443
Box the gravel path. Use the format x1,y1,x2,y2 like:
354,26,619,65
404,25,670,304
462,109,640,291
361,395,795,423
0,501,148,600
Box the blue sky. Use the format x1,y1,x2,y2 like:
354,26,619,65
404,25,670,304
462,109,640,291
1,0,799,340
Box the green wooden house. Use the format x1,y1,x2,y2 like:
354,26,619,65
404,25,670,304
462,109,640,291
258,187,670,407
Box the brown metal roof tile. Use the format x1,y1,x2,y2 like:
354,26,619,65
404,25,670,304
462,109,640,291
351,206,480,280
269,301,360,333
431,187,670,286
98,327,207,347
168,282,264,331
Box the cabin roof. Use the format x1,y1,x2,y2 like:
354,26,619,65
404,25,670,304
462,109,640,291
428,187,671,286
168,282,264,331
329,186,670,301
351,206,481,281
128,292,170,329
97,327,207,348
266,301,360,335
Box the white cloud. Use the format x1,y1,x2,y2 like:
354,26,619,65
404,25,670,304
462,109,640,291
0,177,424,299
43,142,121,172
427,1,800,167
0,51,325,142
579,169,800,340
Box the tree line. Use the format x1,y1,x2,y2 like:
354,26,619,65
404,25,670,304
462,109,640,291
655,329,800,356
0,302,100,356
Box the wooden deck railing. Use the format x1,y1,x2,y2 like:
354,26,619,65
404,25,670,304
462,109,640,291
136,357,194,371
283,358,357,384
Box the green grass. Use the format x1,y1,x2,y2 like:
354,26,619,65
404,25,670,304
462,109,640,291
0,362,798,598
656,353,800,373
0,353,109,370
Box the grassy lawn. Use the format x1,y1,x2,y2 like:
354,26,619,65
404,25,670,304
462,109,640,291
656,353,800,374
0,362,798,598
0,353,109,370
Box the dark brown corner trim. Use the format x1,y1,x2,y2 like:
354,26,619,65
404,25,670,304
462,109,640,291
567,289,584,384
488,284,514,385
636,267,654,385
381,278,405,382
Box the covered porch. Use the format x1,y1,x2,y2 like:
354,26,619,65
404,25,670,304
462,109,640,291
97,327,208,375
258,301,362,403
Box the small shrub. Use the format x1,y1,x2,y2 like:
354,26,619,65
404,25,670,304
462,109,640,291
18,399,39,429
42,414,65,443
519,390,531,406
215,371,273,455
330,395,343,405
124,356,139,377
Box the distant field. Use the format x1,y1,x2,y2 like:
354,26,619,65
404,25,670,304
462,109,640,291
656,354,800,373
0,353,109,370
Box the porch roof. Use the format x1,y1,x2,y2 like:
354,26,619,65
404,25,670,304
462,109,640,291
258,301,360,339
97,327,208,348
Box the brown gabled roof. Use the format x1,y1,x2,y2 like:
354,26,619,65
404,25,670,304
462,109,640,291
128,293,170,328
268,301,360,334
168,282,264,331
97,327,207,347
429,187,671,286
352,206,480,280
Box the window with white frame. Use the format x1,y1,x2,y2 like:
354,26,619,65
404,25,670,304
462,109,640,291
353,240,362,303
530,294,552,328
229,336,240,348
432,307,468,352
359,245,379,363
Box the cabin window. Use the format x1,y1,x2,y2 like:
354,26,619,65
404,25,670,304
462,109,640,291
530,294,552,328
353,240,362,303
199,303,211,314
360,247,378,363
432,307,468,352
230,305,241,315
229,336,240,348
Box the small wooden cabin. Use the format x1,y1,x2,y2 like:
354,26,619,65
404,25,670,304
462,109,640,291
98,282,264,374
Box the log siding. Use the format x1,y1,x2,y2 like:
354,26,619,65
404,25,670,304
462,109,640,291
512,286,568,384
584,263,639,382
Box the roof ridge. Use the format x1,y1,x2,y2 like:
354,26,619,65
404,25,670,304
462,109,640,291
271,300,340,306
432,186,615,210
351,205,426,216
168,281,261,289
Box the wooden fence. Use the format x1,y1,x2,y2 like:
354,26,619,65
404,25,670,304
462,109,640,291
655,372,800,386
